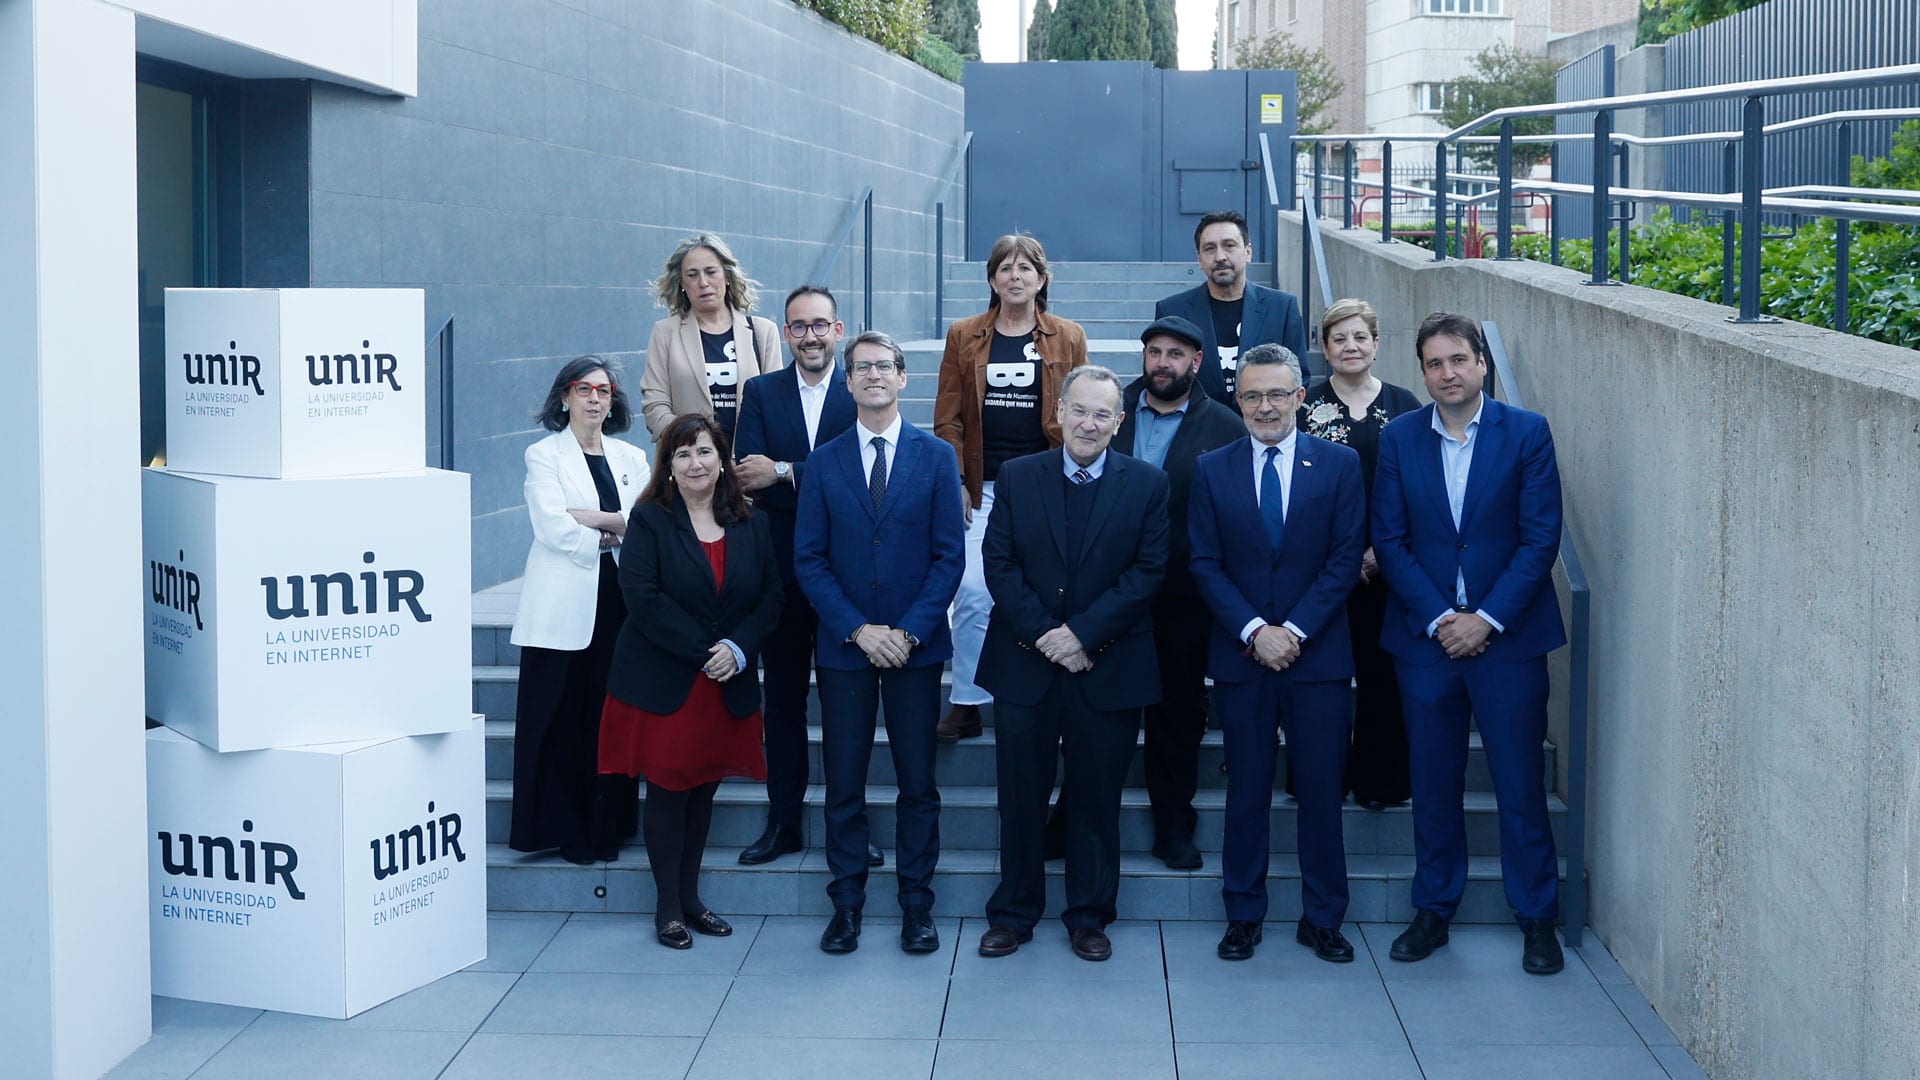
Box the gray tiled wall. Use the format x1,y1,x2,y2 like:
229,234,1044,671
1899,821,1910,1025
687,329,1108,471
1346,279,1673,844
306,0,965,587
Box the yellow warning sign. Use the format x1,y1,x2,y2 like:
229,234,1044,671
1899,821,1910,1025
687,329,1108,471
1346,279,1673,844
1260,93,1286,125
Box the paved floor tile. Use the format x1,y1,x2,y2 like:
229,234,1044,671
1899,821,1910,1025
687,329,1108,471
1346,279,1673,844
739,915,962,976
940,976,1171,1043
709,973,951,1040
689,1037,937,1080
440,1033,701,1079
1654,1042,1712,1079
1160,920,1381,982
243,971,518,1035
1414,1042,1674,1079
188,1026,468,1079
529,912,764,974
103,998,261,1080
1361,922,1591,984
1602,978,1682,1046
480,972,732,1037
933,1037,1176,1079
465,912,567,973
1169,974,1406,1046
950,918,1164,981
1386,974,1642,1047
1173,1041,1426,1079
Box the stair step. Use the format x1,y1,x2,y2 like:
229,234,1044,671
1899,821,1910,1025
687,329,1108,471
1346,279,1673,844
481,778,1567,857
485,842,1563,924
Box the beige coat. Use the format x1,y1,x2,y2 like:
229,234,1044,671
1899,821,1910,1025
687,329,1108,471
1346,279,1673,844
638,310,783,437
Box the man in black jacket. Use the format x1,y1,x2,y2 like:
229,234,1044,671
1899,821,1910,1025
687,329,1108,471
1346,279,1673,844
975,365,1170,962
1117,316,1248,869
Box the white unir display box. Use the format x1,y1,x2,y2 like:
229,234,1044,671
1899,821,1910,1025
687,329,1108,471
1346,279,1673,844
143,466,472,752
164,288,426,478
146,719,487,1018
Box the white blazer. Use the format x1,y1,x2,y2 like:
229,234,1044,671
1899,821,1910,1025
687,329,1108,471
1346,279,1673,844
510,430,651,651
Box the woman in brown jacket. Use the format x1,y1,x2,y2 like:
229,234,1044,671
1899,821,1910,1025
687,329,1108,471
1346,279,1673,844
932,232,1088,740
637,233,783,441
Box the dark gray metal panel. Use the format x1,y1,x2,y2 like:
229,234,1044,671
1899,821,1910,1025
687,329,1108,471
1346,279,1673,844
1241,68,1298,263
1660,0,1920,223
964,61,1157,261
1554,47,1614,242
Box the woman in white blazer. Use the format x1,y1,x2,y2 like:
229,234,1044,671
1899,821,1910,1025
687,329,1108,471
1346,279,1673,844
637,232,783,440
509,355,652,864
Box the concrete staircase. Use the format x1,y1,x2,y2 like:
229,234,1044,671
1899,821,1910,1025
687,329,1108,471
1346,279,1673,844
475,583,1567,924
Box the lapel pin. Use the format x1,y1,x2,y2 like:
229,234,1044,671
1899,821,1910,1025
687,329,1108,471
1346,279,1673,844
1302,459,1313,467
621,474,630,485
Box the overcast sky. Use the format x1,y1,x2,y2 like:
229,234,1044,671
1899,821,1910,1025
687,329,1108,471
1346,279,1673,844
976,0,1218,69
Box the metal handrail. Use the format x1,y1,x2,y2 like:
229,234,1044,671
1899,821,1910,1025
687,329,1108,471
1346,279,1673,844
1294,105,1920,150
933,132,973,338
1514,179,1920,226
1298,191,1334,332
812,186,875,331
428,314,454,472
1480,319,1591,950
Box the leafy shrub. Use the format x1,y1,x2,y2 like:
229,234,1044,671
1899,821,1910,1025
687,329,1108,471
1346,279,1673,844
796,0,929,58
912,32,965,82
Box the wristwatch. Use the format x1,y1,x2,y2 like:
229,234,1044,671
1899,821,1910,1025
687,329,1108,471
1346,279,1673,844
774,461,791,483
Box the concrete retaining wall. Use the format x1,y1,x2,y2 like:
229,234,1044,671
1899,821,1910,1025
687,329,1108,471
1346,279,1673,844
305,0,964,586
1281,213,1920,1079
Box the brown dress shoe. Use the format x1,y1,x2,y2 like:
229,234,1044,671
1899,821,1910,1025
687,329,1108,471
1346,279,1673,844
1069,927,1112,962
936,704,983,743
978,926,1031,957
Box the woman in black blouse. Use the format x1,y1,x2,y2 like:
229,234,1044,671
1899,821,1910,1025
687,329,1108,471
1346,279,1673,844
1298,299,1422,808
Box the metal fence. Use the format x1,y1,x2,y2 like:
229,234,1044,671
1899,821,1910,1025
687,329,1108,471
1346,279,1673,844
1663,0,1920,222
1554,46,1616,241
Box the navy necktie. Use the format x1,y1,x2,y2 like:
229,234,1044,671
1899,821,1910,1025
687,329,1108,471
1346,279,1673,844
1072,467,1092,485
1260,445,1285,548
868,436,887,513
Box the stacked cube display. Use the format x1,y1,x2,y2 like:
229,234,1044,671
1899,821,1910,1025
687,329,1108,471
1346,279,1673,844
143,289,485,1018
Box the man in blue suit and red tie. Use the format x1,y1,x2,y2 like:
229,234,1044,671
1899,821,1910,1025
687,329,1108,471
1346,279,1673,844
1372,312,1566,975
1188,343,1365,962
793,330,966,956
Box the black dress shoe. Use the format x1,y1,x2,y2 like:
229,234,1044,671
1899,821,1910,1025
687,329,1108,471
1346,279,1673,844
820,907,862,953
688,910,733,937
1217,920,1263,960
1520,919,1565,975
738,824,802,865
1069,927,1112,962
559,844,596,866
868,842,885,867
656,921,693,950
900,906,940,953
1295,918,1355,963
594,846,620,862
977,926,1031,957
1152,835,1203,870
1390,910,1450,962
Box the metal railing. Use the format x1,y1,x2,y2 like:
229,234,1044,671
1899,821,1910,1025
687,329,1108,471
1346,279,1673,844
429,314,454,472
1290,63,1920,326
932,132,973,338
811,186,875,332
1481,319,1592,949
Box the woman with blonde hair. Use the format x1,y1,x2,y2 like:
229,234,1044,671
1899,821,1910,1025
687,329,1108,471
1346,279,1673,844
638,233,783,440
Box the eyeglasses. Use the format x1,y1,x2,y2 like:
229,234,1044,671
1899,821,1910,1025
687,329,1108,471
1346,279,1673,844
787,320,836,338
569,381,617,400
849,360,901,375
1064,404,1117,426
1237,389,1301,407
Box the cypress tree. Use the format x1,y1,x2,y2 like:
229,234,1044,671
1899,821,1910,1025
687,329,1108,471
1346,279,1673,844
1027,0,1053,61
930,0,981,59
1050,0,1151,62
1146,0,1177,69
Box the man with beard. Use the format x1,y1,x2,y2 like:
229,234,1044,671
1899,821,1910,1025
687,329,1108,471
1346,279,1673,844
733,285,879,869
1114,316,1245,869
1155,210,1311,409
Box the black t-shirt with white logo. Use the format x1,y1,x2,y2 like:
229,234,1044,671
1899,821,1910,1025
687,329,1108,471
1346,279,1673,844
980,330,1046,482
701,329,741,435
1209,295,1245,399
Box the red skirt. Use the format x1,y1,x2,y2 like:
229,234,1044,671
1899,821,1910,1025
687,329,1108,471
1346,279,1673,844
598,676,766,791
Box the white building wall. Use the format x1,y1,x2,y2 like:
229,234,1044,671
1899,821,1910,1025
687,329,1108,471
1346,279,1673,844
1366,0,1550,133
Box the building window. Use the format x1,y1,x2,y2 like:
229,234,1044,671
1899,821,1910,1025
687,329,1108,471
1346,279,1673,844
1266,0,1277,30
1289,0,1298,21
1229,2,1242,40
1414,83,1454,114
1424,0,1503,14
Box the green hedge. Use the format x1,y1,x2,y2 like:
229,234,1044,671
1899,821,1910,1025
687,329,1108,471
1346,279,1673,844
798,0,962,81
913,32,965,82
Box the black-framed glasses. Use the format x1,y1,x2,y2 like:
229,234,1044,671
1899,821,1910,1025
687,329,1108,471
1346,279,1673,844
849,360,900,375
786,319,836,338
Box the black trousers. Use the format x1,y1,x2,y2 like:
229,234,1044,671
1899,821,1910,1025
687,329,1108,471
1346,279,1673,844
1345,576,1410,805
819,663,942,912
758,580,819,832
1142,594,1212,843
989,673,1141,932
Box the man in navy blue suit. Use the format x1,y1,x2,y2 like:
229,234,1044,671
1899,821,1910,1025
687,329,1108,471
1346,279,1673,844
793,330,966,955
1189,343,1365,962
975,366,1169,963
1154,210,1311,410
733,285,876,868
1372,312,1566,976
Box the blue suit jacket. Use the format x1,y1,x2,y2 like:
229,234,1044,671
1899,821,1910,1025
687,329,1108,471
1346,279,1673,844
1154,282,1312,406
1370,396,1566,665
1188,433,1365,684
792,419,966,671
733,364,856,581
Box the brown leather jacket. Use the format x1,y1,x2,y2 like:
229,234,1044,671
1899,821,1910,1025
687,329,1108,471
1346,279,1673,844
933,309,1090,508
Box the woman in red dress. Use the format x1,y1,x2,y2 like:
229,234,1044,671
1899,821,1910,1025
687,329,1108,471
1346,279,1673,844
601,413,782,949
